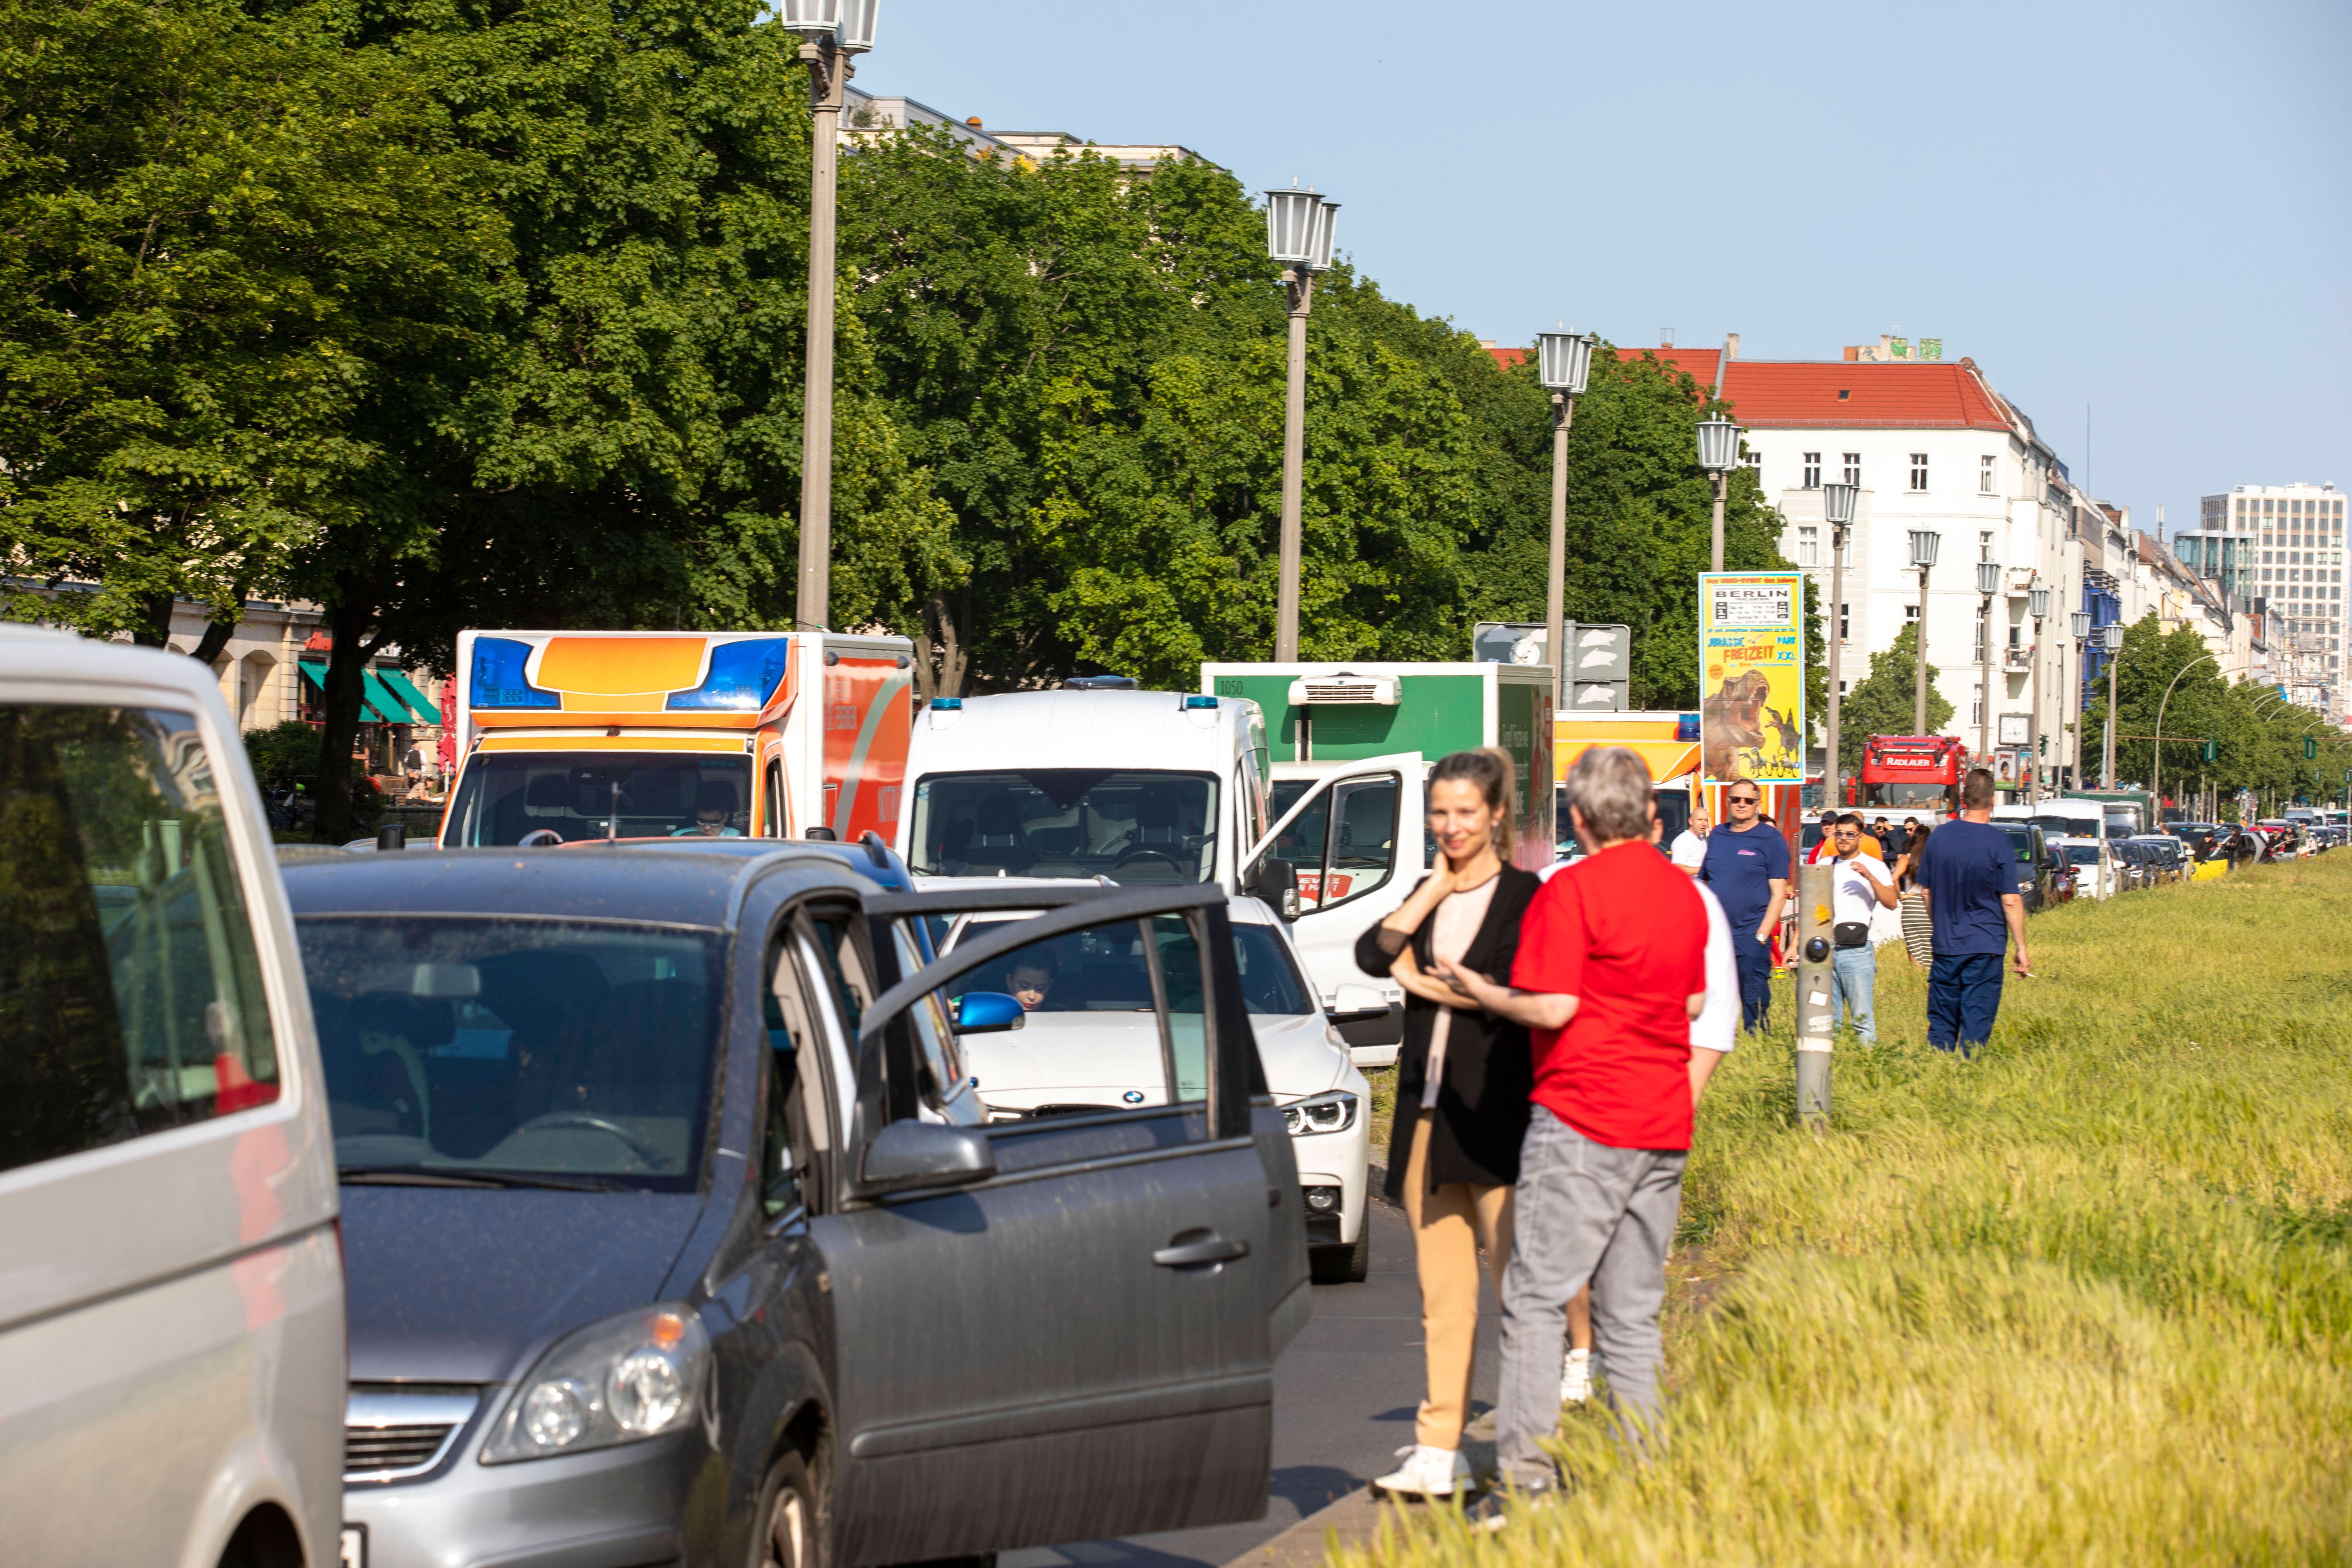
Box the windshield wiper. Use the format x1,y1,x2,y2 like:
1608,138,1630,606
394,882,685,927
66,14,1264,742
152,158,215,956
338,1166,615,1192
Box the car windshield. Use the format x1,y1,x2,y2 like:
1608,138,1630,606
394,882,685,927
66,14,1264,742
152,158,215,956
949,915,1312,1016
2063,844,2099,864
909,769,1219,883
1998,829,2036,863
445,753,752,845
299,916,724,1189
1870,782,1950,806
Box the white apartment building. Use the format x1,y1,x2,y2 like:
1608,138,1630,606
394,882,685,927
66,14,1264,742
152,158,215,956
2198,482,2345,714
1637,347,2094,793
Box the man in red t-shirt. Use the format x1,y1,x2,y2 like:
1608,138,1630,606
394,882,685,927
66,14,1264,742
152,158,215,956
1436,746,1708,1502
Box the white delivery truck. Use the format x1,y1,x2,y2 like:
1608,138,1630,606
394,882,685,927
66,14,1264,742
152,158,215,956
892,682,1379,1281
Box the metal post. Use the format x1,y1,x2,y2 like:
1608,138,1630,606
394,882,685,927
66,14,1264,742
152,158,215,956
1914,564,1932,735
1546,393,1574,711
1979,590,1995,764
2026,615,2043,804
1825,526,1845,809
1274,268,1313,660
1794,860,1834,1125
794,38,852,634
1710,469,1727,575
2117,644,2136,789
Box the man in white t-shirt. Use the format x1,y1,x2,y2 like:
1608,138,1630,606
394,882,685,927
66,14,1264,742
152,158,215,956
1667,807,1711,875
1826,813,1897,1042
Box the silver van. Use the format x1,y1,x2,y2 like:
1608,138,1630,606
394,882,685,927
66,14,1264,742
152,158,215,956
0,628,344,1567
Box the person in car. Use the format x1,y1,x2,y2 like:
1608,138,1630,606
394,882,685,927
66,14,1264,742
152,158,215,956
1005,954,1057,1012
1357,749,1539,1503
671,780,743,837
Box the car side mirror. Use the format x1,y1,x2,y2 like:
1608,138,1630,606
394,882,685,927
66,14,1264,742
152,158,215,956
858,1120,996,1194
1249,857,1300,921
955,991,1026,1034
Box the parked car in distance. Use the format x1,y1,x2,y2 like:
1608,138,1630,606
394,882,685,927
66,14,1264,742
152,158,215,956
0,628,345,1568
938,888,1374,1283
2051,835,2116,899
1995,820,2058,912
286,846,1308,1568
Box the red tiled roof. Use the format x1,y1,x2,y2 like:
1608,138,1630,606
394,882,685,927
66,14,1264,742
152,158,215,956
1488,347,1526,370
1609,348,2013,432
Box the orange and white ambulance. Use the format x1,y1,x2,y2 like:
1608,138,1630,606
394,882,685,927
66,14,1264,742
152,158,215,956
438,629,914,847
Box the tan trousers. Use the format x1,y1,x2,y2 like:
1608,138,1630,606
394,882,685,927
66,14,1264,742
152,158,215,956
1401,1109,1514,1450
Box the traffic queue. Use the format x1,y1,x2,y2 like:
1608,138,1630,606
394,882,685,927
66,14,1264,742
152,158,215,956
4,623,2330,1568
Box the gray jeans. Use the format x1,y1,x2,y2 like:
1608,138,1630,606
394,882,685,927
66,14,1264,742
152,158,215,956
1495,1105,1686,1485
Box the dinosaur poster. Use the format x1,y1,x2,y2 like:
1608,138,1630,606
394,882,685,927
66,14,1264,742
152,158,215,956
1699,573,1804,784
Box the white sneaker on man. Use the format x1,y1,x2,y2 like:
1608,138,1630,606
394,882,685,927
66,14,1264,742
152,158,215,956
1560,1347,1593,1404
1371,1444,1474,1499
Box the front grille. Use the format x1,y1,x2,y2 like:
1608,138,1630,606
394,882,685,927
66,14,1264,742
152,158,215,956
346,1386,481,1481
346,1424,455,1475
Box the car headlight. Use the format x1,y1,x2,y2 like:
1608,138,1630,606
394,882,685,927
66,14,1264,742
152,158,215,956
482,1305,710,1464
1283,1090,1357,1137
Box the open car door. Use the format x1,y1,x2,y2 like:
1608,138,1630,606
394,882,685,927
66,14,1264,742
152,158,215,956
814,882,1309,1567
1253,755,1423,1059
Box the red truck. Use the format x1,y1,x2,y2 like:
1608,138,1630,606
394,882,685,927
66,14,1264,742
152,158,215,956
1860,733,1966,817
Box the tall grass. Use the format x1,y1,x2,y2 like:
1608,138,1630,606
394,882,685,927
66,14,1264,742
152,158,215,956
1334,857,2352,1566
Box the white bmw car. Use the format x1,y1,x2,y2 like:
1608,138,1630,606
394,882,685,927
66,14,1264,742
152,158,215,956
937,891,1374,1283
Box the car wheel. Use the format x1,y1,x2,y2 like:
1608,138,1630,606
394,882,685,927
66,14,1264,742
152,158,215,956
754,1448,827,1568
1311,1230,1369,1285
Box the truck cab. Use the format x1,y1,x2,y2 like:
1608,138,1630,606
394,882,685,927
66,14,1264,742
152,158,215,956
440,630,913,848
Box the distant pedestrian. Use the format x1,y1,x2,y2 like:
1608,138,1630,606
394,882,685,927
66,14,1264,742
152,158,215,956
1915,767,2033,1055
1667,807,1711,875
1826,813,1897,1041
1896,819,1936,969
1696,779,1789,1031
1434,746,1710,1510
1357,750,1539,1502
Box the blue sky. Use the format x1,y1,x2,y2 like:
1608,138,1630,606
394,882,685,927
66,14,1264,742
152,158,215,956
864,0,2349,537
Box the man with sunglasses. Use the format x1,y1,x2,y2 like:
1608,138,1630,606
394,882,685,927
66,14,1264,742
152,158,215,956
1696,780,1790,1031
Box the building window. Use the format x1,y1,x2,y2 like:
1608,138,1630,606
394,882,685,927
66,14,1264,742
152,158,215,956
1971,694,1984,726
1979,530,1994,561
1980,455,1996,494
1801,453,1821,489
1909,453,1930,492
1842,453,1861,487
1974,603,1988,659
1740,450,1761,472
1904,603,1920,625
1797,526,1819,566
1837,601,1850,642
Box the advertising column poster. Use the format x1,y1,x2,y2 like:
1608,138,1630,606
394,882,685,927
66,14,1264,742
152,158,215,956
1699,572,1805,783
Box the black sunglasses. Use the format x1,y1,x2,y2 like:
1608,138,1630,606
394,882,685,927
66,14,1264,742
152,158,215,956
1728,794,1759,804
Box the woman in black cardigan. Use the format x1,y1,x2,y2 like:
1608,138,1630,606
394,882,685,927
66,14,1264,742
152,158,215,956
1356,750,1537,1501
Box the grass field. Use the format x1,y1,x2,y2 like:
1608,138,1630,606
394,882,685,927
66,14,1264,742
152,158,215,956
1336,856,2352,1566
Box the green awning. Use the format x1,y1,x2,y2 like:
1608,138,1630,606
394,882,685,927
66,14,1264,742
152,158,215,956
378,668,439,724
298,659,409,725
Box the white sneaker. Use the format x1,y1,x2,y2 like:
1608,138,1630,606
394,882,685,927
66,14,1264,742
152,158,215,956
1372,1444,1474,1500
1560,1348,1592,1404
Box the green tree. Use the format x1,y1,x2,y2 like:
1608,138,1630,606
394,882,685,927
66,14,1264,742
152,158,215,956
1834,622,1953,773
0,0,505,652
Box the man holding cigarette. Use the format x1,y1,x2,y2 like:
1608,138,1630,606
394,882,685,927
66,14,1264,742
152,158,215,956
1914,766,2031,1056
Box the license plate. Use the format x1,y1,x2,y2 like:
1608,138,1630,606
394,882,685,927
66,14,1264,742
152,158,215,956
339,1526,367,1568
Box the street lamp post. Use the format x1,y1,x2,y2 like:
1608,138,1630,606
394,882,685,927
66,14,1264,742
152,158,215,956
779,0,879,634
1537,331,1594,711
2027,581,2051,804
1265,184,1339,662
1697,414,1742,574
1976,559,2001,766
1822,481,1858,809
2102,622,2124,788
2152,651,2221,815
1909,530,1940,734
2070,610,2091,791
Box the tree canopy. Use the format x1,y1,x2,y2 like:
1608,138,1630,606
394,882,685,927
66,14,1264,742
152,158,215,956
6,0,1800,838
1834,622,1954,773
